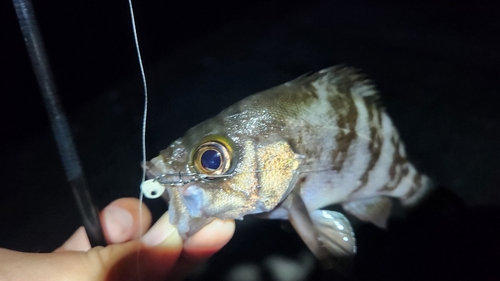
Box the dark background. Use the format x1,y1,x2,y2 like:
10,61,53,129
1,0,499,280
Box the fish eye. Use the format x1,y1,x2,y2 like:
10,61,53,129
200,149,221,171
193,141,231,175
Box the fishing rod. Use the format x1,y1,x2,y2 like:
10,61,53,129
12,0,107,247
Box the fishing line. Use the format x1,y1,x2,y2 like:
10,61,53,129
12,0,107,247
126,0,149,242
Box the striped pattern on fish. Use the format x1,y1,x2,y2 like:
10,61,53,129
284,67,429,212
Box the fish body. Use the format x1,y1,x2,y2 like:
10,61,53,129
145,66,431,265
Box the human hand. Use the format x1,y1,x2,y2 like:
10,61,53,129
0,198,235,281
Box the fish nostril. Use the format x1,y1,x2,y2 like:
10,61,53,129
182,185,204,217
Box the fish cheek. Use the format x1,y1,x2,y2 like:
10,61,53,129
256,141,302,211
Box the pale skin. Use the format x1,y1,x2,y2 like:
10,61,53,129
0,198,235,281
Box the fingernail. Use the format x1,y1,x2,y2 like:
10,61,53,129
141,212,179,247
103,206,133,243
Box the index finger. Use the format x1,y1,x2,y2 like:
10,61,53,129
165,218,236,281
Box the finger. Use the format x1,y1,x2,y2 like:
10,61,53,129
167,218,236,281
183,218,236,258
55,198,152,252
101,211,183,281
101,198,152,243
54,226,90,252
0,212,183,281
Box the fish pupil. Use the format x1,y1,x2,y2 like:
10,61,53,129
201,149,221,170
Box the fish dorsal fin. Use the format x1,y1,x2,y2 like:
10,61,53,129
342,196,393,229
289,65,382,109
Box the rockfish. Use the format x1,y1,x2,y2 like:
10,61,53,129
144,66,432,267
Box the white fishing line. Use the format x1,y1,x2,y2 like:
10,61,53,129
127,0,148,240
126,1,150,279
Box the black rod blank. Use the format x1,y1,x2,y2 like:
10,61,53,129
12,0,107,247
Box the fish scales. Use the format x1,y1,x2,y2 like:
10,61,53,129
145,65,432,267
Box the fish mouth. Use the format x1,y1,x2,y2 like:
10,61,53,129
143,155,213,238
166,183,215,239
142,159,167,179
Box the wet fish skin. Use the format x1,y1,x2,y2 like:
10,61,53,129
145,65,432,263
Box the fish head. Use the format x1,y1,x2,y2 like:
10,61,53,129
145,113,302,238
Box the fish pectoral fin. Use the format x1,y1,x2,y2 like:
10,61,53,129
309,209,356,274
342,196,392,229
282,193,355,274
309,210,356,258
284,193,329,260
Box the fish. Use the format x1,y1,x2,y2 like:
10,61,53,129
143,65,432,269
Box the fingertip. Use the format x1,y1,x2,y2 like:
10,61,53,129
56,198,152,252
184,219,235,253
102,198,152,244
141,211,182,250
